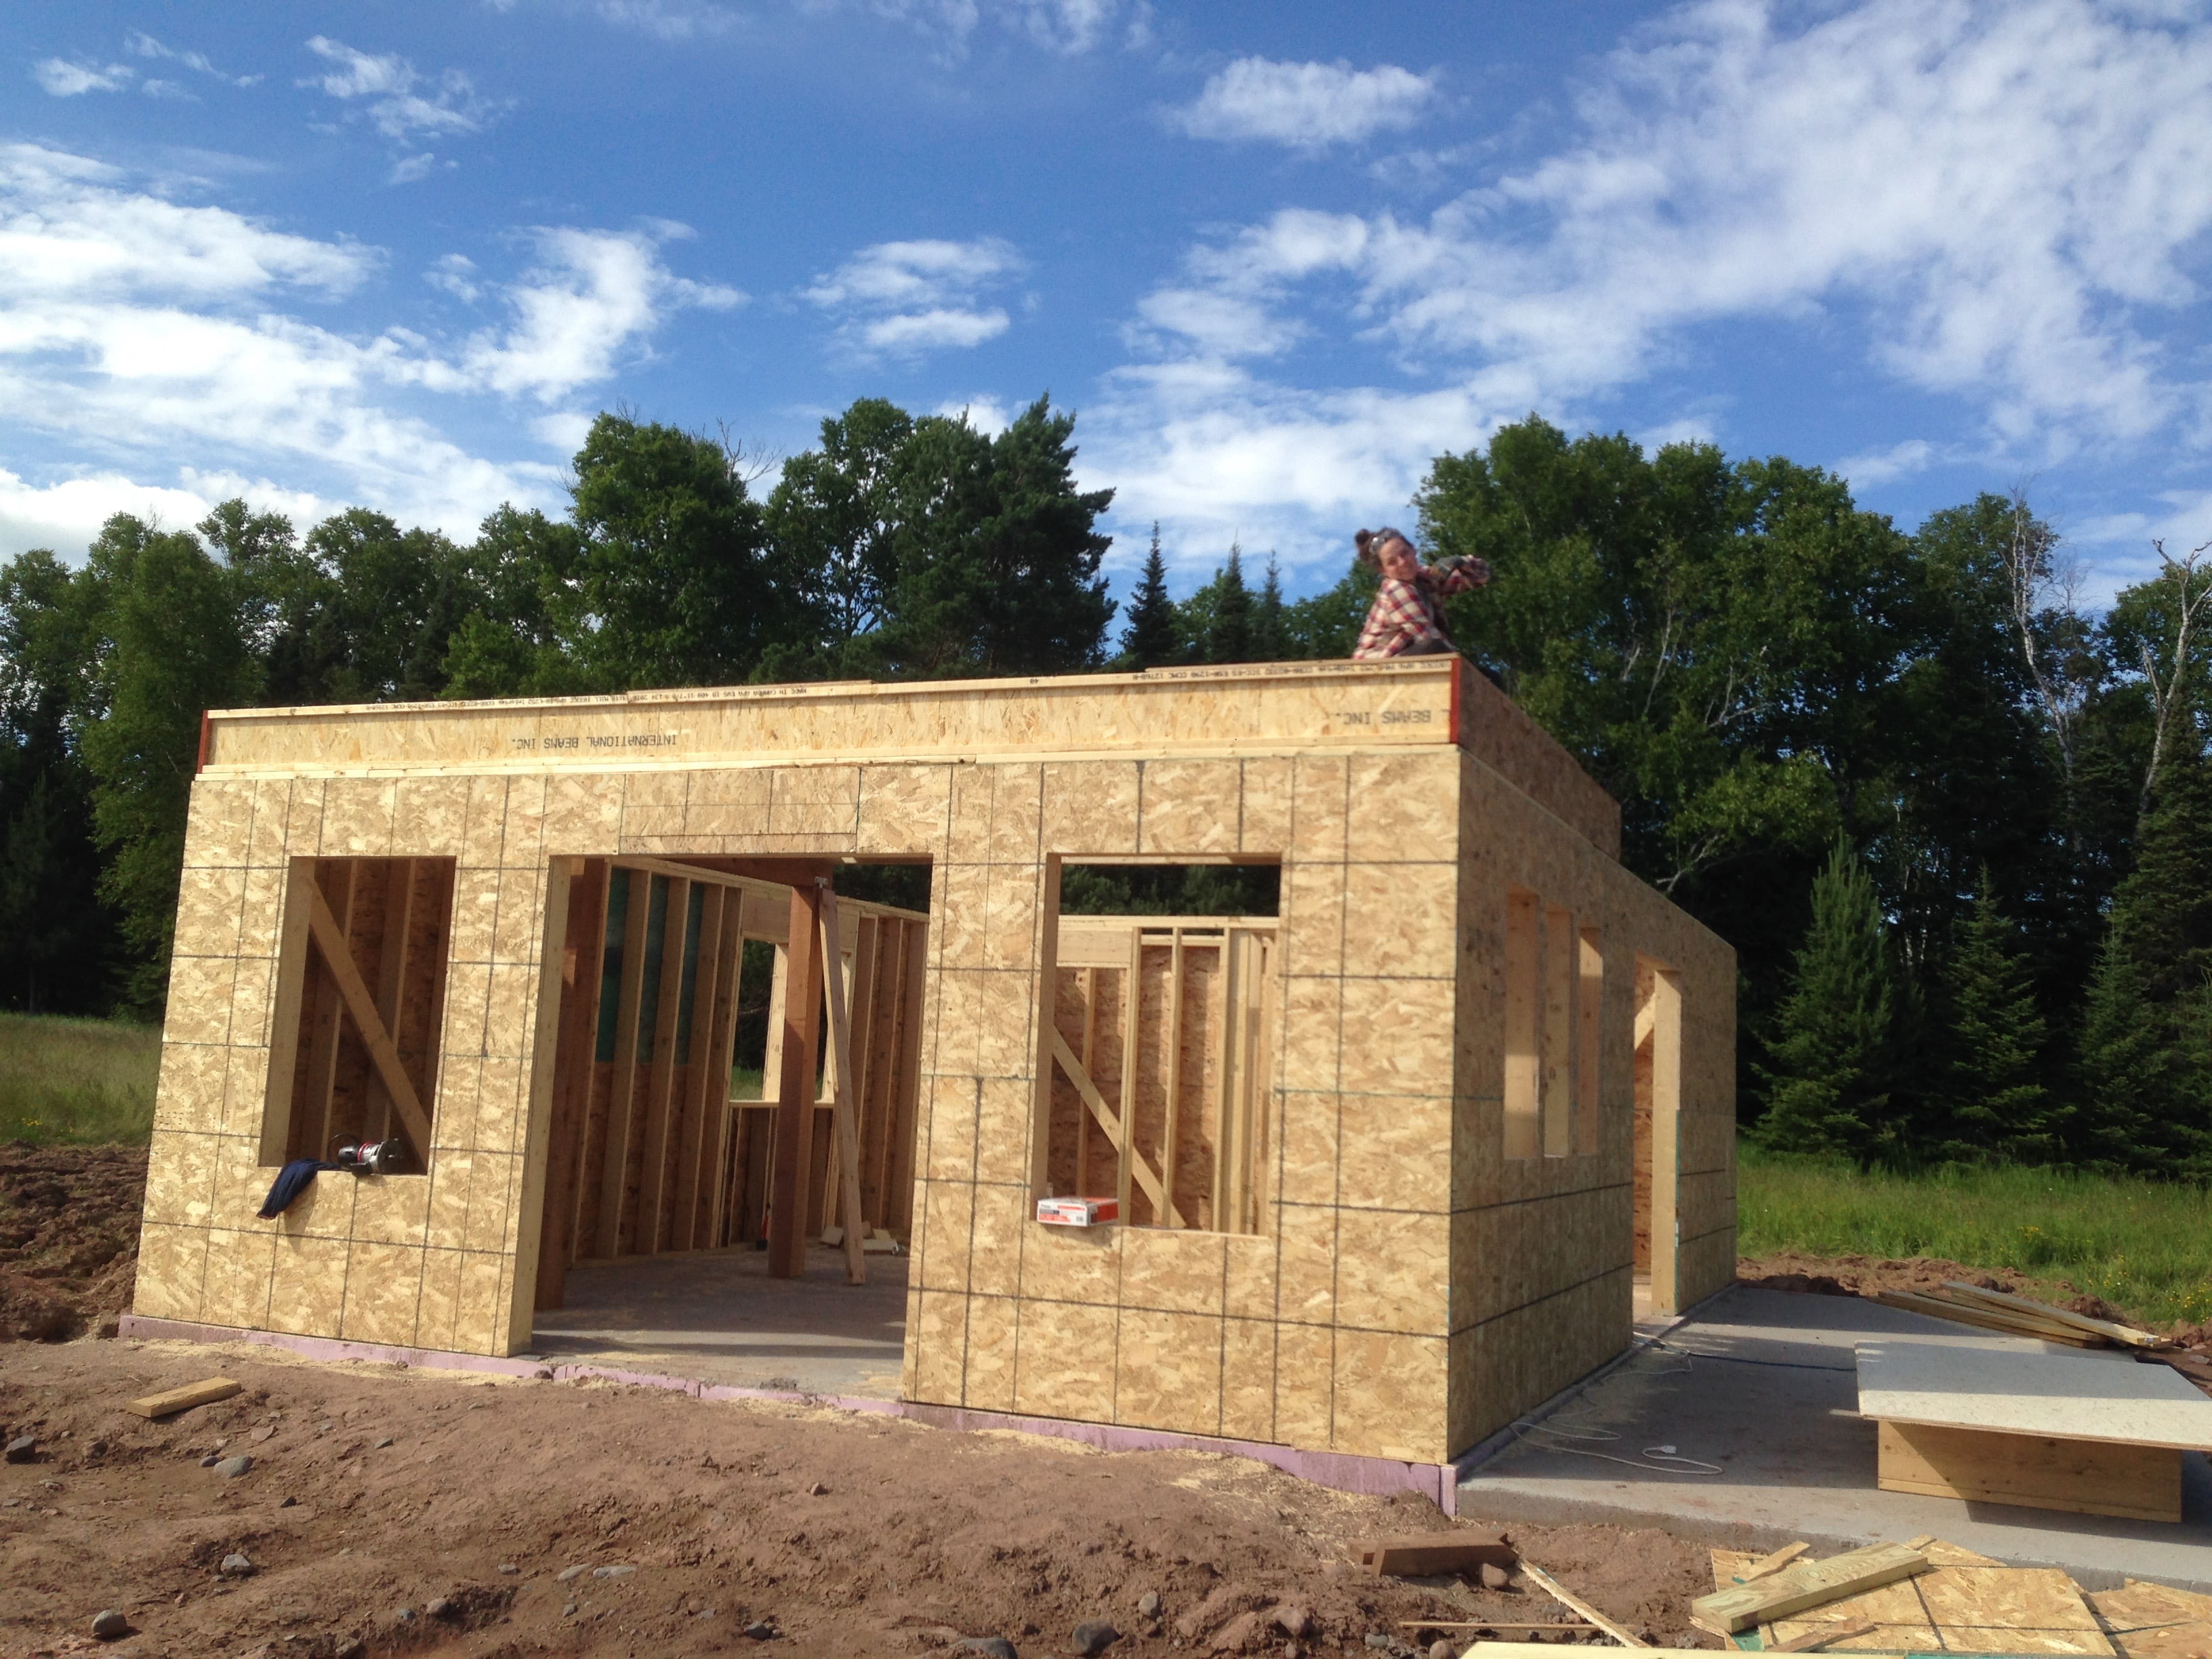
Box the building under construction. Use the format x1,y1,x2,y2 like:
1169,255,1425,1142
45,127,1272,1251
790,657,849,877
127,655,1734,1485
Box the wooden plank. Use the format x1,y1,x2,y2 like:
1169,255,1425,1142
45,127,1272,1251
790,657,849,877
537,858,608,1307
1576,925,1603,1155
1075,964,1099,1197
365,859,420,1147
1160,928,1185,1227
1358,1532,1516,1576
695,910,743,1250
260,859,319,1165
1115,928,1140,1223
817,885,868,1286
300,859,359,1161
1923,1286,2115,1344
1771,1622,1876,1653
124,1377,241,1419
885,919,929,1240
1522,1561,1648,1647
1396,1624,1601,1635
844,916,882,1229
1050,1027,1185,1227
1691,1543,1931,1637
1209,933,1234,1231
303,875,434,1158
1540,903,1575,1158
594,869,653,1259
669,885,726,1252
1740,1542,1811,1583
634,875,691,1254
1875,1290,2104,1347
767,882,822,1279
1502,888,1540,1159
1942,1284,2167,1349
1877,1420,2183,1523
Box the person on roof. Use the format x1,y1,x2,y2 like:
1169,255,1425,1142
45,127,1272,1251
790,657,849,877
1351,526,1490,659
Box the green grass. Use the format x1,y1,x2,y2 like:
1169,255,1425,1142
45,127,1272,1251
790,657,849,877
0,1010,162,1146
1738,1139,2212,1330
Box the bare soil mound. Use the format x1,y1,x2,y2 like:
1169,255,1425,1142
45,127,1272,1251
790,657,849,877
0,1141,144,1342
0,1339,1723,1657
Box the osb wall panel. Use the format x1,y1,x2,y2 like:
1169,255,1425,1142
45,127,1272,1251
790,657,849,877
141,773,560,1358
904,748,1468,1467
1443,751,1736,1455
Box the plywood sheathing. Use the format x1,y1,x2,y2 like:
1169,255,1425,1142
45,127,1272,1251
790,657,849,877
146,657,1729,1467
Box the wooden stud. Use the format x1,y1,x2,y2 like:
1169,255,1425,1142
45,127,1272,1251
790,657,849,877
363,859,419,1147
1502,887,1540,1160
1646,962,1683,1315
299,859,359,1161
1210,933,1235,1230
302,876,434,1158
1690,1542,1930,1637
1738,1542,1811,1583
1075,964,1099,1197
537,857,608,1307
1876,1420,2183,1524
884,918,929,1240
123,1377,242,1419
767,882,822,1279
594,869,652,1260
668,885,726,1252
635,874,691,1254
695,906,744,1251
1050,1028,1186,1227
1115,926,1141,1223
844,916,880,1228
1521,1562,1648,1647
1576,926,1603,1156
1541,904,1575,1159
1160,928,1185,1227
817,884,868,1285
260,859,319,1166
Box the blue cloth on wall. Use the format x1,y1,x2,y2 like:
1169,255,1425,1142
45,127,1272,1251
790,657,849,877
258,1158,341,1219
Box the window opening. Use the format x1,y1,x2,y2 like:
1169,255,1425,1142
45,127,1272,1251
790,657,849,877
1043,862,1279,1234
263,856,455,1173
1504,886,1599,1160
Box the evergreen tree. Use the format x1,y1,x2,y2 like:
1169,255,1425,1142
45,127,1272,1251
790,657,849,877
2074,739,2212,1171
1252,553,1289,661
1118,524,1179,668
1759,837,1898,1162
1940,872,2061,1162
1195,544,1253,663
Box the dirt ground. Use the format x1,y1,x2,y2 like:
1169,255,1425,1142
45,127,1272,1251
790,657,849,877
0,1338,1725,1659
0,1144,145,1343
4,1154,2205,1654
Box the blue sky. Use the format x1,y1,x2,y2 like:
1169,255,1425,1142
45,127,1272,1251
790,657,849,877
4,0,2211,607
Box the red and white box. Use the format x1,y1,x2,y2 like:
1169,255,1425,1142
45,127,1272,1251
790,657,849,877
1036,1196,1119,1227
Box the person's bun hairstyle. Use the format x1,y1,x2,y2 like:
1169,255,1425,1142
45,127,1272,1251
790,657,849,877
1354,526,1407,571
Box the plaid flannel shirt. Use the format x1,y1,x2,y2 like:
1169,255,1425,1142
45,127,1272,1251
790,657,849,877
1353,554,1488,659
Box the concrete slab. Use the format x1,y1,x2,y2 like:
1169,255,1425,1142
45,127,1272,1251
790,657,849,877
1458,1286,2212,1592
528,1243,907,1399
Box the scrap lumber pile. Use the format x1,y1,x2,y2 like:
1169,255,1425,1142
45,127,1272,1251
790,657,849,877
1437,1535,2212,1657
1698,1536,2212,1658
1871,1284,2171,1355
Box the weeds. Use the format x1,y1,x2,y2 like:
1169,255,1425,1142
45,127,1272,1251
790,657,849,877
0,1011,161,1146
1738,1139,2212,1329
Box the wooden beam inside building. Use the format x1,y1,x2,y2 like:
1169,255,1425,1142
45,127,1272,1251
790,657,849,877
303,876,434,1158
768,880,823,1278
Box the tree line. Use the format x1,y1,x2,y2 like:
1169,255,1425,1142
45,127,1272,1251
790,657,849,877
4,406,2206,1176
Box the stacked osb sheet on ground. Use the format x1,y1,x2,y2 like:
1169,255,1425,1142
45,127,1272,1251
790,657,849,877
1710,1540,2212,1656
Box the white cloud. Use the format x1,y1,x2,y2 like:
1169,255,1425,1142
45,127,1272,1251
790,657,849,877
1174,58,1436,150
303,37,499,144
126,30,260,87
0,145,730,551
936,395,1014,434
1837,438,1941,487
1093,0,2212,587
804,237,1022,359
848,0,1130,57
33,59,135,96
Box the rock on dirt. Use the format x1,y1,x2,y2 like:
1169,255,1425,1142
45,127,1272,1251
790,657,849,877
5,1433,34,1462
0,1143,144,1341
1071,1618,1120,1656
89,1609,127,1640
